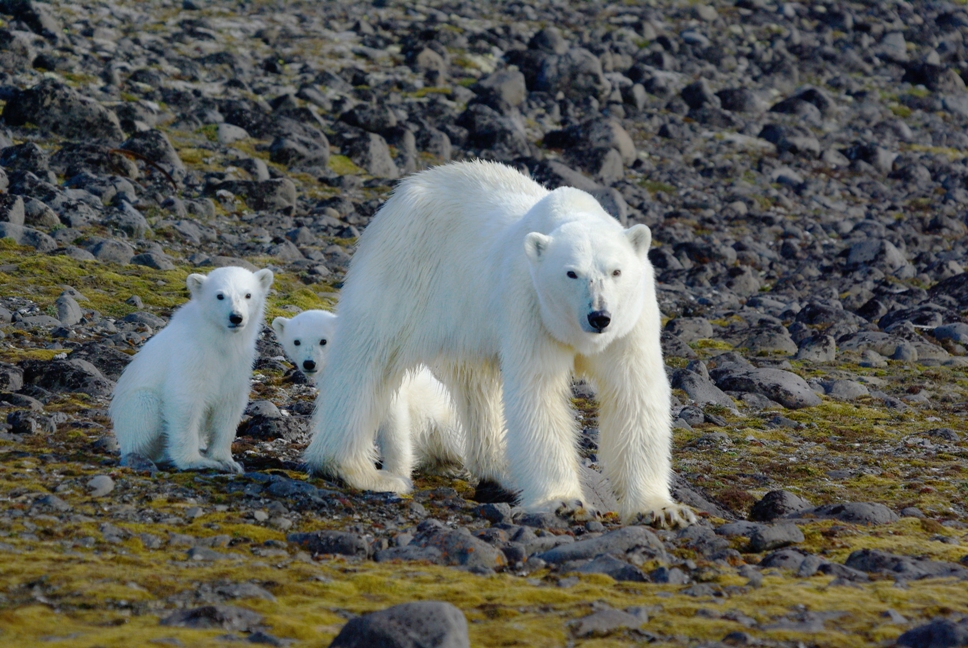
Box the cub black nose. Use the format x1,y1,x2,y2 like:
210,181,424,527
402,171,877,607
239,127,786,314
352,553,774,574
588,310,611,332
229,313,243,325
302,360,316,371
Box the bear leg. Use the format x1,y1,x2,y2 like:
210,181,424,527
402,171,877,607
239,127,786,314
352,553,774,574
162,398,230,472
200,395,247,474
588,330,696,527
376,393,415,479
112,390,166,461
436,361,507,485
501,353,585,512
306,359,412,494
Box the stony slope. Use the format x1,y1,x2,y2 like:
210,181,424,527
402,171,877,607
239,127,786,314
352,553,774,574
1,0,968,646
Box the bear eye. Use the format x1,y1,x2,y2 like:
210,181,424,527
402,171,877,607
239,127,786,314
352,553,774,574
293,339,301,346
320,339,327,346
612,269,622,277
216,293,224,300
566,271,578,279
245,293,252,299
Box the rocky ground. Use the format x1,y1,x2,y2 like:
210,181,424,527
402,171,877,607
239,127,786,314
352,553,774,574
1,0,968,645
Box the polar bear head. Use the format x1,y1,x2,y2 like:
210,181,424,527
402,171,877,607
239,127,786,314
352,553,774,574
271,310,337,377
524,189,653,355
186,266,274,334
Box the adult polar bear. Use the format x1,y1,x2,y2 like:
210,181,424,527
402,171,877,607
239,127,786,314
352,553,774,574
306,160,694,526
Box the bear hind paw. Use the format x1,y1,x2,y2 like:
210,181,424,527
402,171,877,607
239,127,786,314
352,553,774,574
345,469,413,495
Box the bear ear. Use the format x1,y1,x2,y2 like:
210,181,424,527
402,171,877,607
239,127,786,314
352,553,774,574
271,317,288,337
186,273,206,297
524,232,552,263
255,268,274,290
625,224,652,257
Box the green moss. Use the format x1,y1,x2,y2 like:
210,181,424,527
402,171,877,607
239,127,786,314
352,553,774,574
690,339,734,351
889,103,912,118
196,124,219,143
641,180,676,194
328,155,363,176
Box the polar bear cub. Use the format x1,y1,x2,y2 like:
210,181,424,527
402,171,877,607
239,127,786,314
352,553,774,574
304,160,695,526
111,266,274,473
271,310,464,482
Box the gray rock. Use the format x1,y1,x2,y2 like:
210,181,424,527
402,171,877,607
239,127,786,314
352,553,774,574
748,523,804,553
535,47,610,101
373,545,443,563
88,239,135,265
650,566,689,584
7,410,57,435
750,490,811,521
213,179,297,212
796,335,836,362
161,605,262,632
578,464,620,513
330,602,469,648
286,531,368,558
934,323,968,345
0,193,25,225
847,238,908,272
131,252,175,271
411,526,507,570
0,223,56,252
0,362,24,392
822,379,869,400
572,555,649,582
2,79,124,142
896,618,968,648
844,549,968,580
792,502,899,525
677,524,731,557
345,132,399,179
537,526,666,564
572,607,642,637
758,548,807,571
55,294,83,326
672,370,738,411
711,367,821,409
473,69,527,108
120,129,185,172
665,317,713,343
86,475,114,497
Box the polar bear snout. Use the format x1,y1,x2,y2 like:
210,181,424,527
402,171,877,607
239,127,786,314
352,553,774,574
302,360,317,372
228,312,244,328
587,309,611,333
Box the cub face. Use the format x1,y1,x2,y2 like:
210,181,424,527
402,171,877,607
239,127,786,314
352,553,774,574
187,267,274,333
271,310,337,376
525,218,653,356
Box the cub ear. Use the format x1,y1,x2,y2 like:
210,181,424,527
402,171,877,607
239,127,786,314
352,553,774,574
625,224,652,257
255,268,275,290
524,232,552,264
186,273,206,297
271,317,288,338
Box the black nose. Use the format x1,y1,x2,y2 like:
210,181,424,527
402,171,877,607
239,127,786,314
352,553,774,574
229,313,243,325
588,310,611,332
302,360,316,371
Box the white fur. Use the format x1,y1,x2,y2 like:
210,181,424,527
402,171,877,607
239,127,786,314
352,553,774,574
304,160,694,526
110,266,274,473
272,310,464,482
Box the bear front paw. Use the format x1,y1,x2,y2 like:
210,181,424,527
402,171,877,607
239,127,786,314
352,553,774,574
634,503,698,529
215,459,244,474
